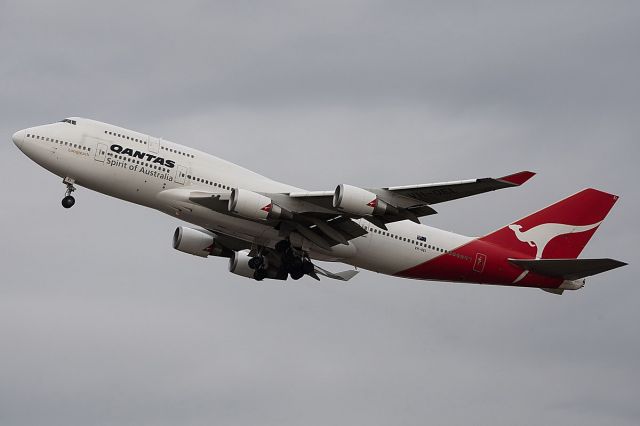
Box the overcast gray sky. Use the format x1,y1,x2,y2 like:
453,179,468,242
1,1,639,425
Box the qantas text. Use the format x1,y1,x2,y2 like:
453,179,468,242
110,144,175,168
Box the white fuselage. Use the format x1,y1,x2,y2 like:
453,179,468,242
12,118,473,277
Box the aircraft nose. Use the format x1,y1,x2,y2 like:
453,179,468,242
12,130,25,148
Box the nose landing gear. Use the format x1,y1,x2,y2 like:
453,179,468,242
61,177,76,209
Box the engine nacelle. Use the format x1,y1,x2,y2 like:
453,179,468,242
172,227,231,258
228,250,255,279
229,188,292,221
333,184,393,216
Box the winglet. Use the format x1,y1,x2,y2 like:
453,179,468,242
497,171,536,186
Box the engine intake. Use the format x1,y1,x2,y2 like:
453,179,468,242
228,250,256,278
229,188,292,221
333,184,394,216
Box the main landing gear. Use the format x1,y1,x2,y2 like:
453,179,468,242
275,240,314,280
247,240,315,282
61,177,76,209
248,254,269,281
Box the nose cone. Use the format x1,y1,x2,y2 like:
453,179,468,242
12,130,25,148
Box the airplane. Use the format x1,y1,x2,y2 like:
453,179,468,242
11,117,626,294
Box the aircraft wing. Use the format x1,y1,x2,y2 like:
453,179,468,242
167,171,534,249
286,171,535,223
186,190,367,250
371,170,536,207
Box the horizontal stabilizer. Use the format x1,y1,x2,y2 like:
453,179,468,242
509,258,627,280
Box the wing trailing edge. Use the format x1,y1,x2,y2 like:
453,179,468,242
314,265,359,281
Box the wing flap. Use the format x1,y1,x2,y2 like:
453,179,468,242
314,265,359,281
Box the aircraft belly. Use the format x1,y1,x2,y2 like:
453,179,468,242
75,160,158,206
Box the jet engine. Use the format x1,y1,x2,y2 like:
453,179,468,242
333,184,394,216
172,226,232,258
228,188,292,221
228,250,256,279
228,249,290,281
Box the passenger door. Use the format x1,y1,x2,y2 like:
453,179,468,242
95,142,107,162
175,165,187,185
147,136,159,154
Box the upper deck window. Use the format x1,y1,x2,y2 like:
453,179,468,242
59,119,77,125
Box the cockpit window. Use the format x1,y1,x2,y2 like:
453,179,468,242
59,118,77,125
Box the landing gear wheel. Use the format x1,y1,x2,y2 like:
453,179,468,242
302,260,314,275
275,240,291,253
248,256,264,270
287,257,303,273
276,268,289,281
61,195,75,209
290,269,304,280
254,268,267,281
62,177,77,209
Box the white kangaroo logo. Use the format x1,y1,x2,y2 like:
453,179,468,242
508,221,602,283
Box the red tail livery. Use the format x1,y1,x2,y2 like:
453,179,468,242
481,188,618,259
398,189,624,294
